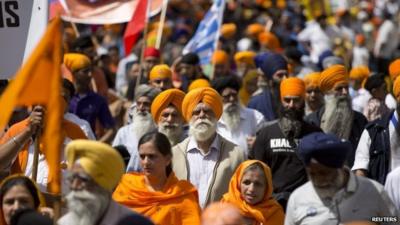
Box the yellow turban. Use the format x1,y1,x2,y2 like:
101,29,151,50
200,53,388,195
188,79,210,92
182,87,223,121
258,31,280,51
149,64,172,81
234,51,256,66
63,53,91,72
319,65,348,93
221,23,237,39
211,50,229,65
280,77,305,101
151,89,185,123
246,24,264,38
389,59,400,81
303,72,321,89
349,66,370,82
66,140,124,191
393,76,400,98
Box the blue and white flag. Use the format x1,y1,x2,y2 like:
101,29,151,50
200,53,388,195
182,0,225,65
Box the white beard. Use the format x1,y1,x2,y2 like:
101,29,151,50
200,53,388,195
61,189,110,225
131,110,156,139
189,118,217,142
320,94,353,140
158,122,184,146
221,103,241,131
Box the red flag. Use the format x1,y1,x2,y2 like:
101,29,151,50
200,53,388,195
124,0,148,55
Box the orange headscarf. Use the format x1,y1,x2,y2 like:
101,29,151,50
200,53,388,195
222,160,284,225
234,51,256,66
113,172,201,225
258,31,280,51
211,50,229,65
63,53,91,72
389,59,400,81
149,64,172,81
188,79,210,92
280,77,306,101
349,66,370,82
182,87,223,121
303,72,321,89
151,89,185,123
319,65,348,93
221,23,237,39
393,76,400,98
246,24,265,38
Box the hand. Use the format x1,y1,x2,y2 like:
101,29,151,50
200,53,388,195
39,207,54,219
246,136,256,150
27,106,45,136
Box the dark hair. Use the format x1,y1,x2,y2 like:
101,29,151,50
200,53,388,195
10,208,52,225
0,176,40,209
138,132,172,176
62,78,75,97
364,74,385,92
211,76,242,93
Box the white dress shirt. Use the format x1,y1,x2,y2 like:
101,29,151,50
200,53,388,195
352,88,372,113
187,135,220,208
385,166,400,211
112,123,141,172
217,107,264,156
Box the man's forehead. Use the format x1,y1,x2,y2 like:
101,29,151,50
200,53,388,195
136,96,151,103
194,102,212,110
162,105,179,114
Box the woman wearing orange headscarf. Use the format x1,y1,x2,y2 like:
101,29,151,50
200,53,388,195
222,160,284,225
113,132,201,225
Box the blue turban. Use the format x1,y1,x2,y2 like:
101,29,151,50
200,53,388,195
254,52,271,68
258,53,288,79
298,132,351,168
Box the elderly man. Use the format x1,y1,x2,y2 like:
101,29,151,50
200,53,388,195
172,87,245,208
250,77,321,209
58,140,139,225
151,89,187,146
142,47,161,82
305,65,367,167
113,84,160,172
148,64,173,91
248,52,289,121
303,72,324,116
285,132,399,225
211,76,265,156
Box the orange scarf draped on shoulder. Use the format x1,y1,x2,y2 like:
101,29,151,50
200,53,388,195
222,160,285,225
0,118,87,174
113,172,201,225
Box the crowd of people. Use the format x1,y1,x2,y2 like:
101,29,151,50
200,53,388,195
1,0,400,224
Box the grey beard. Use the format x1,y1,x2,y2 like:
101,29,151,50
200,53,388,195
321,95,353,140
221,103,241,131
279,116,303,139
131,110,156,139
158,122,184,146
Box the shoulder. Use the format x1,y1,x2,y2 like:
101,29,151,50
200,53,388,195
258,120,280,134
289,182,314,201
172,138,190,155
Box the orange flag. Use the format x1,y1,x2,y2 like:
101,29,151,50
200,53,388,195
0,17,63,194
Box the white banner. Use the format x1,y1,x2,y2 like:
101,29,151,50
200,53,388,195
0,0,47,79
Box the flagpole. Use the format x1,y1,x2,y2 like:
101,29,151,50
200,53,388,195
136,0,152,96
32,129,41,182
155,0,168,50
210,0,225,80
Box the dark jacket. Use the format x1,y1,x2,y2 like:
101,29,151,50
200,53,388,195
305,107,367,167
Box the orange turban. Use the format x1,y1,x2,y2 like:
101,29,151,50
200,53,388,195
319,65,348,93
258,31,280,51
355,34,365,45
389,59,400,81
182,87,223,121
303,72,321,88
246,24,264,38
188,79,210,92
393,76,400,98
234,51,256,66
280,77,306,101
63,53,91,72
151,89,185,123
221,23,237,39
149,64,172,81
211,50,229,65
349,66,370,82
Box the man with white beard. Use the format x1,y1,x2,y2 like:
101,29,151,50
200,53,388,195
171,87,245,208
113,84,160,172
285,132,398,225
211,76,265,156
58,140,144,225
305,65,367,167
150,89,187,146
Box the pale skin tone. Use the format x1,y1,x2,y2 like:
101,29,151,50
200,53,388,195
190,103,217,154
139,141,172,192
159,106,184,127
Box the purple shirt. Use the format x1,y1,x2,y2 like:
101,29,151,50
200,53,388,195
69,91,115,131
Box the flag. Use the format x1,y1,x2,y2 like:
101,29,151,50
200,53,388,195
124,0,149,55
50,0,162,24
183,0,225,65
0,17,63,194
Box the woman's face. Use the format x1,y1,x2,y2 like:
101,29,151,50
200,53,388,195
139,141,171,178
2,185,35,224
240,169,267,205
